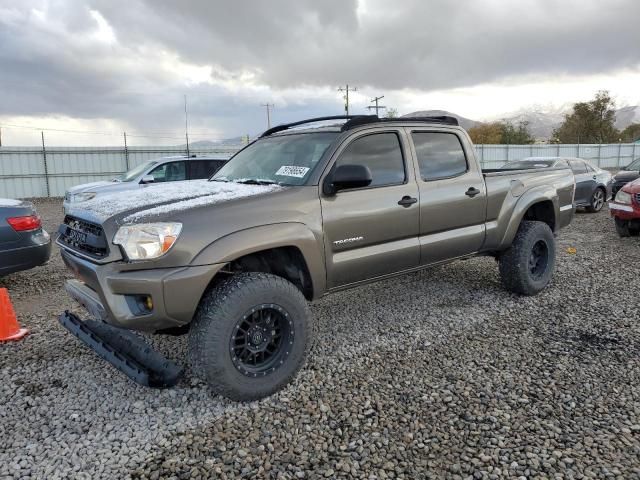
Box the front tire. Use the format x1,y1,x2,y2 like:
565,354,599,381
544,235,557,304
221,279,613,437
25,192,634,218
587,187,606,213
615,218,631,237
189,272,312,401
499,221,556,296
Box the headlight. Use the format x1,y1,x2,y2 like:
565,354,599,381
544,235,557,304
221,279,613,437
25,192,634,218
71,192,97,203
615,190,632,205
113,223,182,260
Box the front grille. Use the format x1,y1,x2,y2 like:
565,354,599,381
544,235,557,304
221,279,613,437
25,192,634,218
635,193,640,204
58,216,109,259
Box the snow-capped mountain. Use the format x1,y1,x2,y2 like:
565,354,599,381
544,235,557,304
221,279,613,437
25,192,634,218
403,106,640,140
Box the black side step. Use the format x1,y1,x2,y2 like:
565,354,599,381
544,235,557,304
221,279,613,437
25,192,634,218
59,311,183,388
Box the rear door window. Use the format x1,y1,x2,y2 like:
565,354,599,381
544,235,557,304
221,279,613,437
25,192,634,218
335,132,406,187
411,132,468,180
189,160,225,179
568,160,587,174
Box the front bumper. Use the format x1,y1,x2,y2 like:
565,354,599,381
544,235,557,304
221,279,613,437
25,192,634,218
0,230,51,276
608,201,640,221
60,247,224,332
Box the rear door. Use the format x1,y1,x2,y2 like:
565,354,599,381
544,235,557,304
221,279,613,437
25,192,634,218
568,159,594,204
409,130,487,265
188,159,226,180
320,130,420,288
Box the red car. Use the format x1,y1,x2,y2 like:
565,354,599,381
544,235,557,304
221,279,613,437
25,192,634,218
609,178,640,237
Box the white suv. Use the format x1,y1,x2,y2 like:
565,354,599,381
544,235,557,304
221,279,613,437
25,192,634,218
63,156,227,213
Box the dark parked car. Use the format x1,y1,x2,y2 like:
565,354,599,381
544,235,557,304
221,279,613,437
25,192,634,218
502,157,612,212
0,199,51,276
611,157,640,198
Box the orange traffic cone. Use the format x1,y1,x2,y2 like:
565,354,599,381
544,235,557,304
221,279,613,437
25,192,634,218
0,288,28,341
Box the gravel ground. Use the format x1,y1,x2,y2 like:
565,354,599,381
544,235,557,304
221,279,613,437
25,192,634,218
1,198,639,479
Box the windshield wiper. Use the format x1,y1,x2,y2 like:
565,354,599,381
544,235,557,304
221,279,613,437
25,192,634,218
234,179,278,185
210,177,229,182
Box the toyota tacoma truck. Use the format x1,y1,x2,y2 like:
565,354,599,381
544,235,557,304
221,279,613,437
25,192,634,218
57,115,576,400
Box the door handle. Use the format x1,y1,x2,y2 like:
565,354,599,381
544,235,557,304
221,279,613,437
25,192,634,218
592,175,597,180
398,196,418,207
465,187,481,198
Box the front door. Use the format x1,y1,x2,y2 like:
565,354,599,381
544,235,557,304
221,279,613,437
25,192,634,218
321,131,420,288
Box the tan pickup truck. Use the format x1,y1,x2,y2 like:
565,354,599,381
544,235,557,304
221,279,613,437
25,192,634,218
57,115,576,400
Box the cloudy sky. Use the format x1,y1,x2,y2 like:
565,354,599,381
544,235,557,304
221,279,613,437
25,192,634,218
1,0,640,146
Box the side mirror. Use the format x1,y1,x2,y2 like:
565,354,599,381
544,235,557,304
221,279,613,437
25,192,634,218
140,174,155,184
324,164,372,195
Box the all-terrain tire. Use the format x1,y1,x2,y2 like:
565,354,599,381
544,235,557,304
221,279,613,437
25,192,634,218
189,272,312,401
615,218,631,237
499,220,556,296
586,187,606,213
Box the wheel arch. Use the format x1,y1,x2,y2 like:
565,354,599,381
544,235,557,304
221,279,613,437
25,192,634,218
191,223,326,300
498,188,559,249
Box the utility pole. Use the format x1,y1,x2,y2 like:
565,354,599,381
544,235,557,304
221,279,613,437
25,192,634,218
261,103,274,129
366,95,386,117
338,84,357,115
123,131,130,170
184,94,190,157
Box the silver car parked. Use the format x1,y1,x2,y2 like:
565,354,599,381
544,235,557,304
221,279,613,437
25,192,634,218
63,155,228,213
502,157,612,212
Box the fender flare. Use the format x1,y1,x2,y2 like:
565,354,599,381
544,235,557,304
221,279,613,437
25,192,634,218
498,186,559,250
191,222,326,298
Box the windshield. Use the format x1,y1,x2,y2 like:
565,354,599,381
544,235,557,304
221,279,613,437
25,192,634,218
623,158,640,171
116,161,157,182
501,160,556,169
212,132,338,186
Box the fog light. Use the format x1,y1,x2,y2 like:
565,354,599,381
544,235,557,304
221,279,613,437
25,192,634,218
144,295,153,311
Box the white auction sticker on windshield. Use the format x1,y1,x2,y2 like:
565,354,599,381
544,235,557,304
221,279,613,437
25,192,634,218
275,165,310,178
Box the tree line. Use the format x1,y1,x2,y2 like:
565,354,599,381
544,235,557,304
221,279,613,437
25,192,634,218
467,90,640,145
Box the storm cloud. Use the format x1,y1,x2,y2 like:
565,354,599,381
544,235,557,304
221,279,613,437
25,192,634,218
1,0,639,144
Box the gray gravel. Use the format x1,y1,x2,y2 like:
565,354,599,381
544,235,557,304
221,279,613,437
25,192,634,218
1,198,639,479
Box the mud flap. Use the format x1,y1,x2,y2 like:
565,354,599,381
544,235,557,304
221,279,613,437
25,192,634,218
59,310,183,388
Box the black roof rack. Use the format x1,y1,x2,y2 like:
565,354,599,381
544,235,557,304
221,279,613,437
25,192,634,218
260,114,459,137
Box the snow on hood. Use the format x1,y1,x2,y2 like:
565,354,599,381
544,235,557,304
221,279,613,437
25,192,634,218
67,180,283,223
0,198,23,207
66,180,116,194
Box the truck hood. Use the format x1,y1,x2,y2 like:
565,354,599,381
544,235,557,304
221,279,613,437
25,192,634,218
66,180,284,224
66,180,118,195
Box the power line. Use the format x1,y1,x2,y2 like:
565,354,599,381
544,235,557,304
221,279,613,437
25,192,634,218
366,95,386,117
338,84,357,115
261,103,274,129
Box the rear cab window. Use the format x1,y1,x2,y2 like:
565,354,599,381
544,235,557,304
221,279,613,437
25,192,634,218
335,132,406,187
411,132,468,180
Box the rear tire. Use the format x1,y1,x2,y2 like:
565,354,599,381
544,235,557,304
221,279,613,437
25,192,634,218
189,272,312,401
499,221,556,296
587,187,606,213
615,218,631,237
